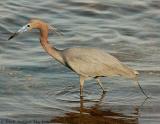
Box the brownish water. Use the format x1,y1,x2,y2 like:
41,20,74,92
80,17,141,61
52,94,140,124
0,0,160,124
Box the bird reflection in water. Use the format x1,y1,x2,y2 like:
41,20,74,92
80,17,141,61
50,94,146,124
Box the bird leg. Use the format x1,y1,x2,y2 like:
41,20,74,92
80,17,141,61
95,78,107,93
80,76,85,97
135,80,149,98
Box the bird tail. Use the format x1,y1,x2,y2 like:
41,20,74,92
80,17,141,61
121,64,139,79
134,70,139,75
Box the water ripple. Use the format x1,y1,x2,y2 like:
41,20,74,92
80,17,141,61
0,0,160,123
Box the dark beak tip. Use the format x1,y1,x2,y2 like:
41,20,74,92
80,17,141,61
8,36,13,40
8,33,17,40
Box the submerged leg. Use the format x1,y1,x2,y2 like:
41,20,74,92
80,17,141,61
135,80,149,98
95,78,106,93
80,76,85,97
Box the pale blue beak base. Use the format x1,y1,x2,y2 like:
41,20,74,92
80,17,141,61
17,24,29,33
8,24,29,40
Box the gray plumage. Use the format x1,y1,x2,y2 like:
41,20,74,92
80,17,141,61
62,47,138,79
8,19,148,98
60,47,142,97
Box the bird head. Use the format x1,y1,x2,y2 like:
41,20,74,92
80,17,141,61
8,19,61,40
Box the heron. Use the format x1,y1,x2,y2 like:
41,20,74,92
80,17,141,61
8,19,148,98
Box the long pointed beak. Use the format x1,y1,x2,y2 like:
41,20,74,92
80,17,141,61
8,24,29,40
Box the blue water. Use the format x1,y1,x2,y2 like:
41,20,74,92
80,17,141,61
0,0,160,124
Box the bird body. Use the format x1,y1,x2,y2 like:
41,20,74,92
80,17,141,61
8,19,148,98
62,47,138,79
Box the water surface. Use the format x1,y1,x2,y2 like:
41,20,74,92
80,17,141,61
0,0,160,124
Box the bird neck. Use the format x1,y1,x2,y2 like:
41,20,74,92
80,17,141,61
39,24,64,65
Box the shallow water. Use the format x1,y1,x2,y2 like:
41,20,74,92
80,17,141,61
0,0,160,124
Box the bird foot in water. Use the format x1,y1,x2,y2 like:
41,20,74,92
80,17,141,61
102,88,109,93
103,90,107,94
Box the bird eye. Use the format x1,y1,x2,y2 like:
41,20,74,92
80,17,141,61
27,25,30,27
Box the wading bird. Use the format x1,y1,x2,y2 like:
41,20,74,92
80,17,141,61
8,19,148,98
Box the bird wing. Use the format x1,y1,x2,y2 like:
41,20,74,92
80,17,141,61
63,47,133,78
